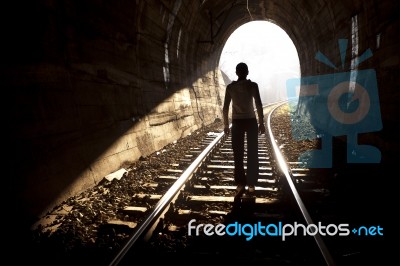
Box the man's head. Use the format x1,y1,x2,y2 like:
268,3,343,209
236,62,249,78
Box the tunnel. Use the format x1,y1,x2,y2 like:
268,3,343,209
6,0,399,251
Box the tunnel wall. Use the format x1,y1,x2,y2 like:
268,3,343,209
287,0,399,162
7,0,225,224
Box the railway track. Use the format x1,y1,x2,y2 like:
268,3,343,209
29,101,389,266
107,102,335,266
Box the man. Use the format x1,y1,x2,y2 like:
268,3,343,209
222,62,266,198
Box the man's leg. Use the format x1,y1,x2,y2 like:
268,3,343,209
232,120,246,186
246,119,259,188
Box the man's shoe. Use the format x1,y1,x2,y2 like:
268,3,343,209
248,185,255,194
236,185,245,195
234,185,245,204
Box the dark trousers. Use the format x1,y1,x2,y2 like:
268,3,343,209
231,118,259,186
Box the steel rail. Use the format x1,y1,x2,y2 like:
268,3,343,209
266,102,336,266
108,129,226,266
109,101,334,265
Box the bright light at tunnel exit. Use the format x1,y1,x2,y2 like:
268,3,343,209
219,21,300,105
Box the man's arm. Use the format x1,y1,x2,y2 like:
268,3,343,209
253,83,266,134
222,86,231,134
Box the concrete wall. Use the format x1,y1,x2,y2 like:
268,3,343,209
7,1,226,225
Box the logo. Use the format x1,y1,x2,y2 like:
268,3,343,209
286,39,382,167
187,219,384,241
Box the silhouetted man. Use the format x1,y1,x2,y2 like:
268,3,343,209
223,62,265,198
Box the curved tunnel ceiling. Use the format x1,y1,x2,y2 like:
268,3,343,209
188,0,334,75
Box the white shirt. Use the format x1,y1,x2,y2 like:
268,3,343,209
222,79,264,127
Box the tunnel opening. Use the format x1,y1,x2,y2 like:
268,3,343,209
218,20,300,105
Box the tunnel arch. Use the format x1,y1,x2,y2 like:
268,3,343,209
218,20,301,104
